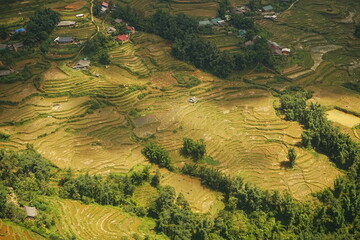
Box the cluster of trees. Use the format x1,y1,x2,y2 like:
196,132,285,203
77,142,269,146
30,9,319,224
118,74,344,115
182,138,206,161
23,8,59,46
149,186,201,239
142,142,174,170
83,33,112,65
279,87,359,169
173,34,273,77
0,148,61,237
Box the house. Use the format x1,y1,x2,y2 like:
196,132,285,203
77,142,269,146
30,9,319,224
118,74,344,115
0,44,6,50
268,40,282,55
281,48,291,55
126,26,135,34
238,29,247,37
244,40,254,47
54,37,74,44
231,6,250,14
24,206,37,219
74,59,90,69
264,15,277,19
116,35,129,43
76,14,84,18
114,18,123,24
0,70,14,77
211,17,223,26
217,20,226,26
57,21,76,27
101,2,109,8
8,42,24,51
107,27,116,34
199,20,212,26
15,27,26,33
188,96,198,103
262,5,274,12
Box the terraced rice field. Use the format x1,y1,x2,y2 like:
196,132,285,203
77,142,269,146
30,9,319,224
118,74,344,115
159,170,224,214
110,33,193,77
0,220,45,240
326,109,360,128
48,198,161,240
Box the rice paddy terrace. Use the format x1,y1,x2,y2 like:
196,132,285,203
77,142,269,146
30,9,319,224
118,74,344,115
47,198,164,240
0,220,46,240
1,0,360,237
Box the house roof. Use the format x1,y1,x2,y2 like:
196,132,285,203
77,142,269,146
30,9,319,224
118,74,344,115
55,37,74,43
24,206,37,218
107,27,116,33
12,42,23,48
57,21,76,27
262,5,274,11
0,70,13,77
238,29,247,36
199,20,211,26
116,35,128,41
211,17,222,25
15,28,26,33
101,2,108,7
114,18,123,23
75,59,91,68
245,40,254,46
126,26,134,31
76,14,84,17
282,48,291,52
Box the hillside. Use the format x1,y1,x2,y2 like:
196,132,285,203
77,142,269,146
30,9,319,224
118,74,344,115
0,0,360,239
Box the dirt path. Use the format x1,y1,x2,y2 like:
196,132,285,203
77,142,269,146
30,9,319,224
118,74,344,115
310,45,342,71
75,0,99,58
281,0,299,15
338,11,355,23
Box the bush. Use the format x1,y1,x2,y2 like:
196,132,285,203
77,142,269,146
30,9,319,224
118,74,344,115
182,138,206,161
142,142,174,170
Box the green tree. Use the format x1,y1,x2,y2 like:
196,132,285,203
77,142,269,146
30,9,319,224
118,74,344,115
182,138,206,161
288,148,297,168
0,25,9,40
151,169,161,188
218,0,229,19
98,52,110,65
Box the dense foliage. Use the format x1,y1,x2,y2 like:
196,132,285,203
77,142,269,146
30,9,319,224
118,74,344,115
24,8,59,46
182,138,206,161
142,142,174,170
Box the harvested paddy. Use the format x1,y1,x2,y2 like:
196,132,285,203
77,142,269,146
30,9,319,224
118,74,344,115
326,109,360,128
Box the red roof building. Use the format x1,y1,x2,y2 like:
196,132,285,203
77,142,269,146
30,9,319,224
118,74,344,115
116,35,129,43
126,26,135,34
101,2,109,8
